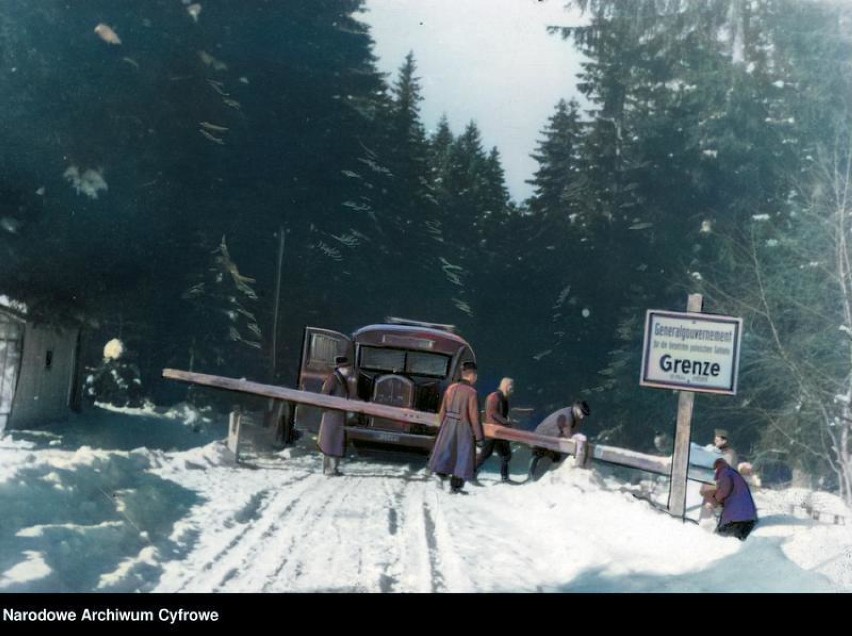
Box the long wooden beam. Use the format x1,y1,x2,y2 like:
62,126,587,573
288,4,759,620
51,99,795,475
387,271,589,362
484,424,713,481
163,368,711,480
591,444,670,476
483,423,578,455
164,369,576,454
164,368,439,427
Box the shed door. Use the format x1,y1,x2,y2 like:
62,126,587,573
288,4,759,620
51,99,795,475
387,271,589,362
0,317,24,433
294,327,353,430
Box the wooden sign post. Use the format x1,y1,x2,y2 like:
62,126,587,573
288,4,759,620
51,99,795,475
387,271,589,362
669,294,703,517
639,294,743,519
662,294,701,516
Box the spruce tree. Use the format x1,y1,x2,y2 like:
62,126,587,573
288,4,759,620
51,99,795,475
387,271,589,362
181,236,262,376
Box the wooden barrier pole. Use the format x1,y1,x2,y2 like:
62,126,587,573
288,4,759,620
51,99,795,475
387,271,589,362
164,368,704,478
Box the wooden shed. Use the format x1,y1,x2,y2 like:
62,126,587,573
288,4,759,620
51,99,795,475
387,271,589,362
0,305,81,432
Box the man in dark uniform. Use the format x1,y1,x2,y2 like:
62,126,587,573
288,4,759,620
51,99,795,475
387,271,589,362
475,377,515,483
318,356,352,476
428,361,484,494
528,399,590,480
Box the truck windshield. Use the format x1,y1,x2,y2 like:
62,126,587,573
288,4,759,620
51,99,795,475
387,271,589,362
360,347,406,373
406,351,449,377
359,346,449,378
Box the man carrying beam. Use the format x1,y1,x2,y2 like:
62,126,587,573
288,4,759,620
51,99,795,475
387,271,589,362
475,377,516,483
528,400,590,481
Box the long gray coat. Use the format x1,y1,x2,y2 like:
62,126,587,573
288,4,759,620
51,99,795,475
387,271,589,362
318,370,348,458
428,380,483,481
534,406,581,438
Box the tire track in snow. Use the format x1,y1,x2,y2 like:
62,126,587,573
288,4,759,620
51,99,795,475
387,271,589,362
439,488,542,591
159,459,470,592
369,464,424,592
337,463,440,593
258,477,357,589
379,469,452,593
259,468,412,591
207,470,343,591
157,470,315,592
255,462,440,592
421,494,445,592
263,474,386,592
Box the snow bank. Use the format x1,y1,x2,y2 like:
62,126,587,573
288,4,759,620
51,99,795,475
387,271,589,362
0,408,215,592
1,407,850,592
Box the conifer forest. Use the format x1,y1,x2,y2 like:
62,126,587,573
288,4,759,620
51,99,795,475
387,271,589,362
1,1,850,501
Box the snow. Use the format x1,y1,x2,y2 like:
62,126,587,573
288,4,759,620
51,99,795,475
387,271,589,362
0,405,850,593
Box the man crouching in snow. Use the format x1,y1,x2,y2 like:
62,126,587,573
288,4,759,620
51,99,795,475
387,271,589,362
705,457,758,540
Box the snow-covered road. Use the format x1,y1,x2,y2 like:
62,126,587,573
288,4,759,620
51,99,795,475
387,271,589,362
154,448,447,592
150,442,850,593
1,406,851,593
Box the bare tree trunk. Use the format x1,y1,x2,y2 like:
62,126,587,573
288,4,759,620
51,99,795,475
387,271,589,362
835,143,852,504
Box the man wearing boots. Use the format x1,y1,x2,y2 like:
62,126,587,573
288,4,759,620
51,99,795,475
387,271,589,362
428,361,484,494
318,356,352,476
475,377,515,483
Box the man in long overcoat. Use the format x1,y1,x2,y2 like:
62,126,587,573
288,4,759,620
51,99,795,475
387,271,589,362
428,361,483,494
318,355,352,476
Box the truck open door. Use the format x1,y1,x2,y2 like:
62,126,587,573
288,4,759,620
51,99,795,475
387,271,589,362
294,327,354,431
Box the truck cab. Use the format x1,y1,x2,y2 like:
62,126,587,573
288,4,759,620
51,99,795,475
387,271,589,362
295,317,476,450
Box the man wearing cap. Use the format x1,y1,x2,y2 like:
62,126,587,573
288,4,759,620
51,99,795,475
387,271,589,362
475,377,516,483
713,429,738,467
707,457,758,540
428,361,484,494
528,400,590,480
318,356,352,476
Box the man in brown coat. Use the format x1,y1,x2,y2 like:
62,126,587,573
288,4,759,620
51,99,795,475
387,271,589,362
428,361,484,494
475,377,515,483
318,356,352,476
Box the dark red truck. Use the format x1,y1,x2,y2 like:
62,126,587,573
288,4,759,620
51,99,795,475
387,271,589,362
295,317,476,450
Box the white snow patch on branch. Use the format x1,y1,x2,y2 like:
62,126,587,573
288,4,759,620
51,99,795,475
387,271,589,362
0,551,51,589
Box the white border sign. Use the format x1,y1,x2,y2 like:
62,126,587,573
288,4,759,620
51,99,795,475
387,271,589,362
640,310,743,395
